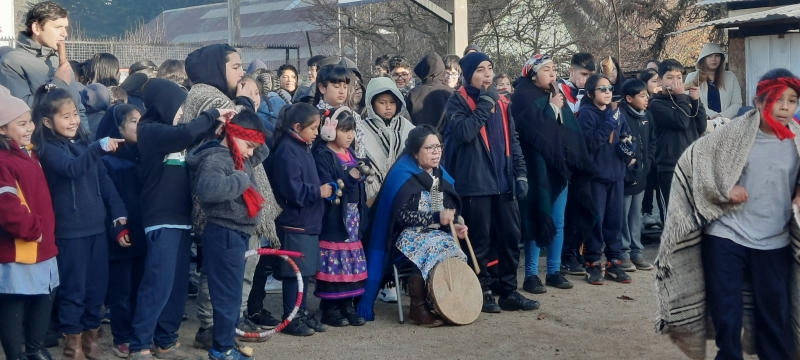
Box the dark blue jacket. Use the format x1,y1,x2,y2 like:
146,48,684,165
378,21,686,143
267,134,324,234
443,91,527,197
313,144,369,241
38,137,127,239
577,101,631,183
102,154,146,260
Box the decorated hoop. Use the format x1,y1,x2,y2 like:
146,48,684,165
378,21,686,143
235,248,304,339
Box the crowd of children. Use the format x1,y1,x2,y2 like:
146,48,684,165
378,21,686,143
2,2,800,360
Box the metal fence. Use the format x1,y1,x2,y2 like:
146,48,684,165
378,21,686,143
0,37,301,71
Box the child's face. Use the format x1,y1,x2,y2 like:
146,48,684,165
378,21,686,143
226,52,244,95
445,68,460,88
45,101,80,139
353,84,363,105
244,78,261,109
496,77,512,94
120,111,141,144
627,90,649,111
391,67,412,88
294,116,320,144
592,78,613,106
534,64,557,89
308,66,318,83
228,136,261,159
660,70,683,90
373,93,397,120
334,128,355,149
758,87,799,126
470,61,494,90
569,66,593,89
320,82,348,106
646,75,660,94
0,111,34,147
281,70,297,93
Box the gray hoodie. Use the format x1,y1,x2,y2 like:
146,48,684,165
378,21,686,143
187,140,270,235
0,33,88,130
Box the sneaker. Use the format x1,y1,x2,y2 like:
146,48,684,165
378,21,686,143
481,292,501,313
642,213,657,229
263,275,282,294
208,348,251,360
619,258,637,272
378,286,398,303
154,343,200,360
236,316,268,343
340,305,366,326
281,316,314,336
605,259,633,283
102,308,111,324
631,256,654,271
522,276,546,294
128,351,155,360
301,311,328,332
245,310,280,329
192,327,212,350
113,344,130,359
561,257,586,276
545,273,573,289
498,291,540,311
585,262,604,285
320,309,349,327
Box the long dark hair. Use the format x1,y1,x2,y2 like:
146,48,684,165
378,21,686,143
32,84,88,153
85,53,120,86
581,74,611,107
272,103,320,150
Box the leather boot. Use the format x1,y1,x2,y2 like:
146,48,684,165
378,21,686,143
63,334,87,360
81,329,104,360
407,274,444,327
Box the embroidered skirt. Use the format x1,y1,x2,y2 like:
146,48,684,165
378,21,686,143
315,204,368,299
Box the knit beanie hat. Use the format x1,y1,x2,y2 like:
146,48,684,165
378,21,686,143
463,44,482,56
521,54,553,79
0,85,31,127
459,52,492,87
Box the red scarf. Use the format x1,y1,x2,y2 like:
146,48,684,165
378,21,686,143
756,77,800,140
225,122,266,218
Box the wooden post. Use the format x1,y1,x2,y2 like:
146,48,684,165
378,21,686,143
227,0,241,45
447,0,468,54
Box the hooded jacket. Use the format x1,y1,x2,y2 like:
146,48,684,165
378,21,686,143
186,44,236,100
407,53,454,129
187,140,270,235
96,105,146,260
650,92,707,172
577,101,631,183
684,43,743,119
82,83,111,136
620,101,656,195
137,78,220,229
0,33,89,130
362,77,414,200
247,59,268,75
120,73,148,111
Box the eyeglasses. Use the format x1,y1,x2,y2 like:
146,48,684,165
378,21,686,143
597,85,614,93
392,72,411,80
422,144,443,153
445,71,460,79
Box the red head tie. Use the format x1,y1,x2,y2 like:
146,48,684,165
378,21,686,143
224,121,266,217
756,77,800,140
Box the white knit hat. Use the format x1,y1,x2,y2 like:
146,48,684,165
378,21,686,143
0,85,30,127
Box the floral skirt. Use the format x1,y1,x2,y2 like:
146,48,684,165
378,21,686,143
315,204,368,299
396,227,467,281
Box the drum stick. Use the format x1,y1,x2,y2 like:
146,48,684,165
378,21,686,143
450,223,480,275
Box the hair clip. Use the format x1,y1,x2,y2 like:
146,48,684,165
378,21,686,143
45,83,57,92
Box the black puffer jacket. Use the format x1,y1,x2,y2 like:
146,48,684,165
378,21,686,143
620,101,656,195
407,53,454,129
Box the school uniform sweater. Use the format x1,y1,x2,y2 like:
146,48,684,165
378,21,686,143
266,134,324,234
0,144,58,264
38,137,126,239
577,101,631,183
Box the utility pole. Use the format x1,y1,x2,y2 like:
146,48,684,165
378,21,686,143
228,0,241,46
446,0,468,54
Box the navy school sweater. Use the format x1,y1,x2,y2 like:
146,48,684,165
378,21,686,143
266,133,324,234
577,101,631,183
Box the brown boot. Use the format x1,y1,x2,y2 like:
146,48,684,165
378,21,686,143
407,274,444,327
81,328,105,360
63,334,88,360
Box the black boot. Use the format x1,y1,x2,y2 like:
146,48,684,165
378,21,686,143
25,350,54,360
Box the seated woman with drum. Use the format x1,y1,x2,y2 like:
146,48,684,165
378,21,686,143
357,125,474,327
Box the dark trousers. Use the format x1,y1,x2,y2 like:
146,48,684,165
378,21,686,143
642,166,664,221
702,234,792,360
247,253,274,316
658,171,673,214
108,257,145,345
461,193,521,295
282,277,310,318
56,233,109,334
585,181,624,263
0,291,55,359
130,228,191,352
202,223,248,353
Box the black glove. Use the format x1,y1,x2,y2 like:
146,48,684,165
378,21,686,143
479,85,500,107
516,179,529,199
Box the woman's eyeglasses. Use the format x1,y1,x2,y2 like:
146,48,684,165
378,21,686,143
597,85,614,93
422,144,443,153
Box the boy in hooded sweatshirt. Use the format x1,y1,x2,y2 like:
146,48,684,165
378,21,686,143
187,110,268,360
82,83,111,137
407,53,455,128
128,78,233,360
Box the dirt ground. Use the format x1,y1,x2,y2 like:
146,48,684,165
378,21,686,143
5,240,759,360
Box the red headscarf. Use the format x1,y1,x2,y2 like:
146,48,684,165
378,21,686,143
224,122,266,217
756,77,800,140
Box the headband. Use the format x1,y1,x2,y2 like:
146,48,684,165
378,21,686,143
521,54,553,79
756,77,800,140
320,106,352,142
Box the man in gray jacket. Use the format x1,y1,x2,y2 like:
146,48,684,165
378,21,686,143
0,1,88,129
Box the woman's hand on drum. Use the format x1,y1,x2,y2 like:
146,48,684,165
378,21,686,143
454,224,468,239
440,209,455,226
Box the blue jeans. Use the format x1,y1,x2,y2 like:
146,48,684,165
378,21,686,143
129,228,191,352
524,187,568,277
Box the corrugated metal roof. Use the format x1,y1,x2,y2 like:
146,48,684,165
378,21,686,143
695,0,752,6
671,4,800,34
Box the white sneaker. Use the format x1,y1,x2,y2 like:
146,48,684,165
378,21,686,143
378,286,398,303
264,274,282,294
